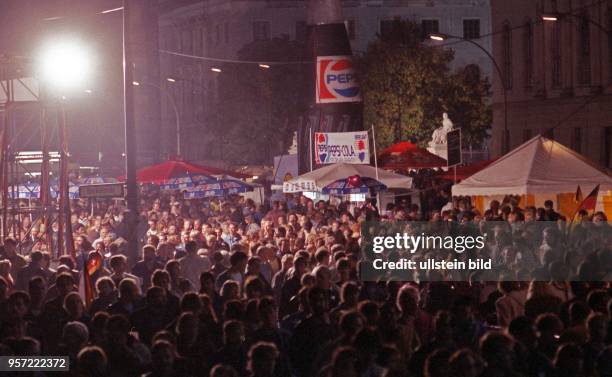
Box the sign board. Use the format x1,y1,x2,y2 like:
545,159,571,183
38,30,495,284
314,131,369,164
282,180,318,193
446,129,462,167
79,183,125,199
316,56,361,103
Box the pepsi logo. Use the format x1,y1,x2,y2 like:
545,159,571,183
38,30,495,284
317,56,362,104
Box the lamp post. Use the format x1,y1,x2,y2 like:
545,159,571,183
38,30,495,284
132,80,181,156
429,33,510,154
541,13,610,34
122,0,139,267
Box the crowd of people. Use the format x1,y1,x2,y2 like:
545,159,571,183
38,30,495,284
0,190,610,377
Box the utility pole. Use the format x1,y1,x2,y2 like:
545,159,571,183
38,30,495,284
123,0,139,264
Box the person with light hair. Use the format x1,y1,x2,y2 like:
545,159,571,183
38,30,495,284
59,321,89,367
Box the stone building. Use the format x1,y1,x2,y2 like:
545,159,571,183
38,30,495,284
158,0,492,161
490,0,612,167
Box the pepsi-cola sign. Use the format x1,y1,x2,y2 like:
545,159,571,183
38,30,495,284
316,56,362,104
314,131,369,164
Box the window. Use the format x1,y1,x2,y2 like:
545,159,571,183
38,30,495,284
523,20,533,88
603,127,612,167
502,21,513,89
200,26,210,53
380,19,395,37
253,21,270,41
206,26,212,49
522,129,532,142
215,24,221,46
421,19,439,40
345,19,355,40
572,127,583,153
551,19,561,87
578,14,591,85
181,29,191,53
194,27,202,55
296,21,308,42
608,8,612,83
463,19,480,39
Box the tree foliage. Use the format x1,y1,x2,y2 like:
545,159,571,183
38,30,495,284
357,20,491,149
214,35,309,164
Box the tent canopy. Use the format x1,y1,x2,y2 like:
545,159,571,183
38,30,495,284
132,159,249,184
184,179,259,199
378,141,447,169
284,163,412,193
452,136,612,196
439,159,496,181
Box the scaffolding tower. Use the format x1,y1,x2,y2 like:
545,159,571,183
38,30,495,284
0,54,73,258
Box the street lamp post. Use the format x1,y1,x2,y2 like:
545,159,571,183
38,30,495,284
122,0,139,266
430,33,510,154
541,13,610,34
133,80,181,156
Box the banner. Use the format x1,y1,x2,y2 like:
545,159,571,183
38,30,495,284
314,131,370,165
283,180,318,193
316,56,361,104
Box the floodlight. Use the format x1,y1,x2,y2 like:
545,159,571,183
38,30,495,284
38,38,92,91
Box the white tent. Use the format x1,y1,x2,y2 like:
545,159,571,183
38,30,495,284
283,163,412,193
452,136,612,196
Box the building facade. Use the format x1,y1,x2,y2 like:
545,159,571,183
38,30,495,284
158,0,492,162
491,0,612,168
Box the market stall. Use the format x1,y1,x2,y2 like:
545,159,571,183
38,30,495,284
451,136,612,217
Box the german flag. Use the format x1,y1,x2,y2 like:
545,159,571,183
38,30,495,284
84,252,102,307
577,184,600,214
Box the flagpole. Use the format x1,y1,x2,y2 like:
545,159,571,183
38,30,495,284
309,127,313,172
371,125,381,214
371,125,379,181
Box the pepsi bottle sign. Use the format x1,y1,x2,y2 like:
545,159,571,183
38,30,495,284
316,55,362,104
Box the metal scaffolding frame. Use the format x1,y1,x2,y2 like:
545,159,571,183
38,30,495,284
0,55,73,258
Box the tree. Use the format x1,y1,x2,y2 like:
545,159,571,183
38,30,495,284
214,35,309,165
357,20,491,149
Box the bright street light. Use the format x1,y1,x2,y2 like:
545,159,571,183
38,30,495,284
429,34,446,41
259,64,270,69
100,6,124,14
541,14,559,21
132,81,140,86
38,38,92,91
211,67,222,73
166,77,176,82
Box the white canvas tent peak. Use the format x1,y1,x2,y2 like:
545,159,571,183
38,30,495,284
283,163,412,193
452,136,612,196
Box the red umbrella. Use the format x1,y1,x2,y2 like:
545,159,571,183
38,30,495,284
127,159,250,184
378,141,447,169
438,159,496,181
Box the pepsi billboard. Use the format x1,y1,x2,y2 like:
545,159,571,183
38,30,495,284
316,56,362,104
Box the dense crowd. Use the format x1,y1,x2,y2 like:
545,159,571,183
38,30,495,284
0,191,610,377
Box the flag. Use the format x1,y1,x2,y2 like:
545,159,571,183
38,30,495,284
82,252,102,307
577,184,600,213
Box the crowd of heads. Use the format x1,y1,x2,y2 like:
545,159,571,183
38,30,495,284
0,190,610,377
